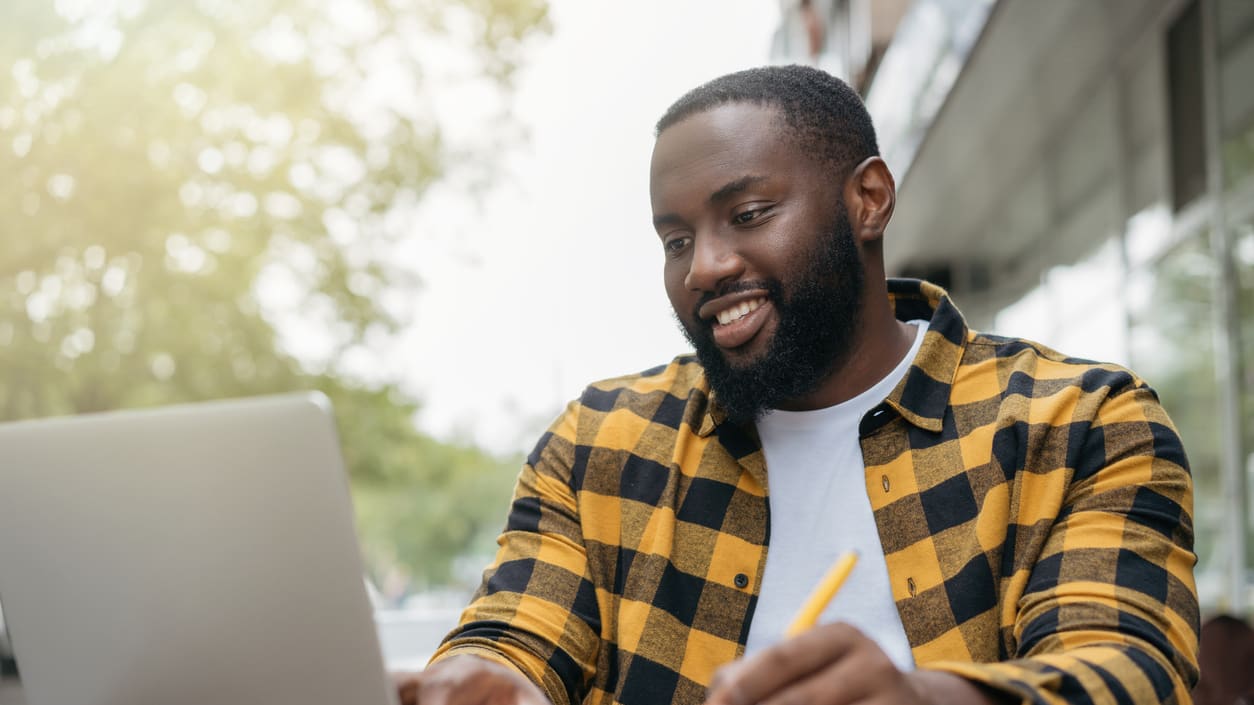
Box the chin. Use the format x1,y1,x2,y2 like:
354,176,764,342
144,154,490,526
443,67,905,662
718,341,772,372
724,321,779,364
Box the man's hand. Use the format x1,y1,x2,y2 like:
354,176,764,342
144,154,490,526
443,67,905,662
703,623,1003,705
393,654,553,705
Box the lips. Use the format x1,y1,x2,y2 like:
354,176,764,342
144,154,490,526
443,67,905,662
708,297,773,349
714,297,766,325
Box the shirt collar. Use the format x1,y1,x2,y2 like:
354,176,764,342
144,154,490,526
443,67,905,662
879,278,968,433
696,278,969,437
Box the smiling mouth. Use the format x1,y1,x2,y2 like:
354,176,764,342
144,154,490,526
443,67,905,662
713,297,767,326
706,296,773,350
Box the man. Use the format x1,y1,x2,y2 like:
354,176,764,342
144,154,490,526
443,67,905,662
398,65,1199,705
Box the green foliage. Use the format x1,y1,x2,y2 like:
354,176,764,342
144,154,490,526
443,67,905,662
1133,231,1254,570
0,0,547,587
323,382,521,589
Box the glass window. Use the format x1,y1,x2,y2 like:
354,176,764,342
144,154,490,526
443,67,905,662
1167,0,1208,210
1235,218,1254,596
992,238,1130,367
1219,0,1254,187
1128,234,1226,604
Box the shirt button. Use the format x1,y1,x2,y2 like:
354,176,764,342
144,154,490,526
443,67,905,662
734,573,749,589
881,475,890,492
907,577,917,597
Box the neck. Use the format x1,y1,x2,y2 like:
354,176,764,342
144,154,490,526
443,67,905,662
775,280,913,411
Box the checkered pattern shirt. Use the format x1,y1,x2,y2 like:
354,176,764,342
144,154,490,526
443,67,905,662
430,279,1199,705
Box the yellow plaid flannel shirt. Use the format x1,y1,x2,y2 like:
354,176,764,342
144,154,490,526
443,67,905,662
431,279,1199,705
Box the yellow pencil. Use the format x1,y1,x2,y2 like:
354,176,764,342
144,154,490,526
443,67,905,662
785,551,859,637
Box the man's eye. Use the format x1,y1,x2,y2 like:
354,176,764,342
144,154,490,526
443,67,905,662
664,236,691,256
732,207,768,225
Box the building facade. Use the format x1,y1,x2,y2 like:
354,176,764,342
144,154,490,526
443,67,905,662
774,0,1253,614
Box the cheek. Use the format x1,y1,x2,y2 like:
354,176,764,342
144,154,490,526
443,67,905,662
761,216,825,271
662,264,692,315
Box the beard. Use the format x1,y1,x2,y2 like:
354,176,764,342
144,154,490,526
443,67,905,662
676,207,865,425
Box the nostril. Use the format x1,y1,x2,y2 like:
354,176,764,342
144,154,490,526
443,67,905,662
686,257,744,295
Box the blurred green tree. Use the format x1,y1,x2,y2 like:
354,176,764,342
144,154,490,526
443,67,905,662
1132,232,1254,577
0,0,547,589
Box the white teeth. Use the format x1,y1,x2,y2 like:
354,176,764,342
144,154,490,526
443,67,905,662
715,298,765,326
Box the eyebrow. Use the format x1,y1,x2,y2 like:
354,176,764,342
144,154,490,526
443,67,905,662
708,175,767,205
652,175,769,231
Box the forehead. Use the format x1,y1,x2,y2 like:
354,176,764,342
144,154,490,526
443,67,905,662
649,103,819,208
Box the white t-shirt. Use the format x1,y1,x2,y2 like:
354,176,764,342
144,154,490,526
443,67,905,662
745,321,928,671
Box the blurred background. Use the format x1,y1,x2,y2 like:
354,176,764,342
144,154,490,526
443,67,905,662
0,0,1250,684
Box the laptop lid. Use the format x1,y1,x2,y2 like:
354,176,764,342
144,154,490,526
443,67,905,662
0,393,396,705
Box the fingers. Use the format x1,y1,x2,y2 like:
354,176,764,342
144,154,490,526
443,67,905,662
707,623,862,705
393,655,554,705
706,623,908,705
756,642,899,705
392,671,421,705
401,658,491,705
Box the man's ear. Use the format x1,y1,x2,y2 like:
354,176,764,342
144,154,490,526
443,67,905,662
843,156,896,245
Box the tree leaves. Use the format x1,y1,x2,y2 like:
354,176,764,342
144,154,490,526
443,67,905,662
0,0,548,587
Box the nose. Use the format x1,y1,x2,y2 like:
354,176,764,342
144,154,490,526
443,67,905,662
683,232,744,293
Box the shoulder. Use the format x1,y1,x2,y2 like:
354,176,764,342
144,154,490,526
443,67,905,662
526,356,711,485
952,333,1188,491
957,331,1186,465
549,355,713,455
575,354,709,418
959,330,1152,399
530,356,708,464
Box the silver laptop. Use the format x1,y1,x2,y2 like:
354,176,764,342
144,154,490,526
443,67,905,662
0,393,397,705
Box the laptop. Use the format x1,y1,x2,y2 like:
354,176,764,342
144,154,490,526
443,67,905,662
0,393,398,705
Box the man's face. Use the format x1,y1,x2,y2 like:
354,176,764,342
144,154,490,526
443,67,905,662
649,103,865,424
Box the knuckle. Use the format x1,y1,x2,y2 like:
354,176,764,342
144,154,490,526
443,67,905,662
767,642,799,667
829,621,864,641
762,677,829,705
777,690,812,705
711,661,739,689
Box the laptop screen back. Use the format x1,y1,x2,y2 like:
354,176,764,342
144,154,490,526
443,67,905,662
0,393,395,705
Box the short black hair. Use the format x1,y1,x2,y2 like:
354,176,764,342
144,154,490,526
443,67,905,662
655,64,879,177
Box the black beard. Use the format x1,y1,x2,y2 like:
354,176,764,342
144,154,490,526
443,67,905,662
677,211,865,425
